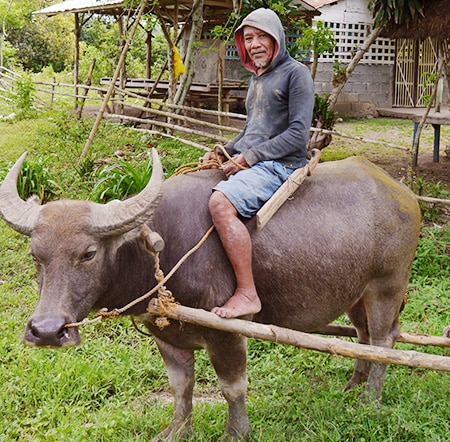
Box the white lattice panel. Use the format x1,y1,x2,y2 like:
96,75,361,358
318,21,395,65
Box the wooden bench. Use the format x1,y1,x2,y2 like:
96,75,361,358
412,113,450,166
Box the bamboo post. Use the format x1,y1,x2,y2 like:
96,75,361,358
76,58,96,119
146,300,450,372
78,0,146,165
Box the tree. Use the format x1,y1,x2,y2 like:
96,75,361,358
1,0,74,72
293,20,335,81
7,15,74,72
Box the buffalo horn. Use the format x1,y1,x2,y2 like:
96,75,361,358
0,152,42,236
90,148,164,236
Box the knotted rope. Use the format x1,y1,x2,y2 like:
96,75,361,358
173,144,248,176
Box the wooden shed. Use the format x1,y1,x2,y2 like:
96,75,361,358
379,0,450,108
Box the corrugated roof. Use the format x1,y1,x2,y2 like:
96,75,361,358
306,0,341,8
35,0,319,17
34,0,125,16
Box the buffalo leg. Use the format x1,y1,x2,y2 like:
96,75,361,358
344,299,372,390
206,333,251,441
152,338,195,442
346,282,404,400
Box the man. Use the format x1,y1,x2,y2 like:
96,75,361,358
202,8,314,318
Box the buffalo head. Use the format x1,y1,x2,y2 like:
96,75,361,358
0,149,164,347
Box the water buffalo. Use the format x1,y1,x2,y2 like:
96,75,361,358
0,149,421,441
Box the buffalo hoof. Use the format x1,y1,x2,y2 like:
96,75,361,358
218,430,251,442
218,420,251,441
151,419,193,442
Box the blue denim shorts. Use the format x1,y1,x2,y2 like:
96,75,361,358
213,161,294,218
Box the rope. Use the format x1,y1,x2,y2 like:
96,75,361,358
173,143,248,175
65,147,245,329
64,225,215,329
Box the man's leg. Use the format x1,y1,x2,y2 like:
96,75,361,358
209,190,261,318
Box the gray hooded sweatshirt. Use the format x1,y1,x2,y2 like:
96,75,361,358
224,8,314,169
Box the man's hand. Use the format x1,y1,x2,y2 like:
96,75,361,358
199,151,223,169
220,154,249,178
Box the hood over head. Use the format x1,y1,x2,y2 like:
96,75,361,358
235,8,287,74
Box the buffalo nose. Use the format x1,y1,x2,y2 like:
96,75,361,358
23,316,79,347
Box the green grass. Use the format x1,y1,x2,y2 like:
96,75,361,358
0,109,449,441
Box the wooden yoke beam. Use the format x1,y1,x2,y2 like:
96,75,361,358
146,300,450,372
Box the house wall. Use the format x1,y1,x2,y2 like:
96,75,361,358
314,62,392,117
312,0,396,116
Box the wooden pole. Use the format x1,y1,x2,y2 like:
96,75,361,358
78,0,146,164
315,324,450,348
105,112,230,143
146,301,450,372
76,58,96,119
74,12,81,112
412,43,447,167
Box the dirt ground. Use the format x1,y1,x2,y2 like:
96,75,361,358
384,151,450,188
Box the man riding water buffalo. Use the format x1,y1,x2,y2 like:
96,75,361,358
201,8,315,318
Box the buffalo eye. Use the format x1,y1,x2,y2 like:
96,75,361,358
81,250,97,262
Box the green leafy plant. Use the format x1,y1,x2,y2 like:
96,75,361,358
308,93,337,150
91,158,153,203
421,71,437,106
0,156,61,203
294,20,335,80
413,177,450,223
313,93,337,130
369,0,425,27
333,59,347,87
11,72,35,116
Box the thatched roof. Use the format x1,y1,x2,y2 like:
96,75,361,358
380,0,450,40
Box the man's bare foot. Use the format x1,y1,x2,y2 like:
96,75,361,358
212,288,262,319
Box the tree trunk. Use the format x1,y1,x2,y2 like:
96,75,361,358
327,26,383,110
310,52,319,81
174,0,204,106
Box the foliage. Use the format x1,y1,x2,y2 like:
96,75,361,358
294,20,335,59
6,15,74,72
0,156,60,203
91,158,153,203
78,15,167,83
10,71,35,116
410,227,450,281
413,177,450,223
312,93,337,130
369,0,426,27
420,71,438,107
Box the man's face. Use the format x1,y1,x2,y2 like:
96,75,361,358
243,26,276,70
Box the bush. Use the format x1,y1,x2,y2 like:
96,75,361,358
0,156,61,203
11,72,36,117
91,158,153,203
